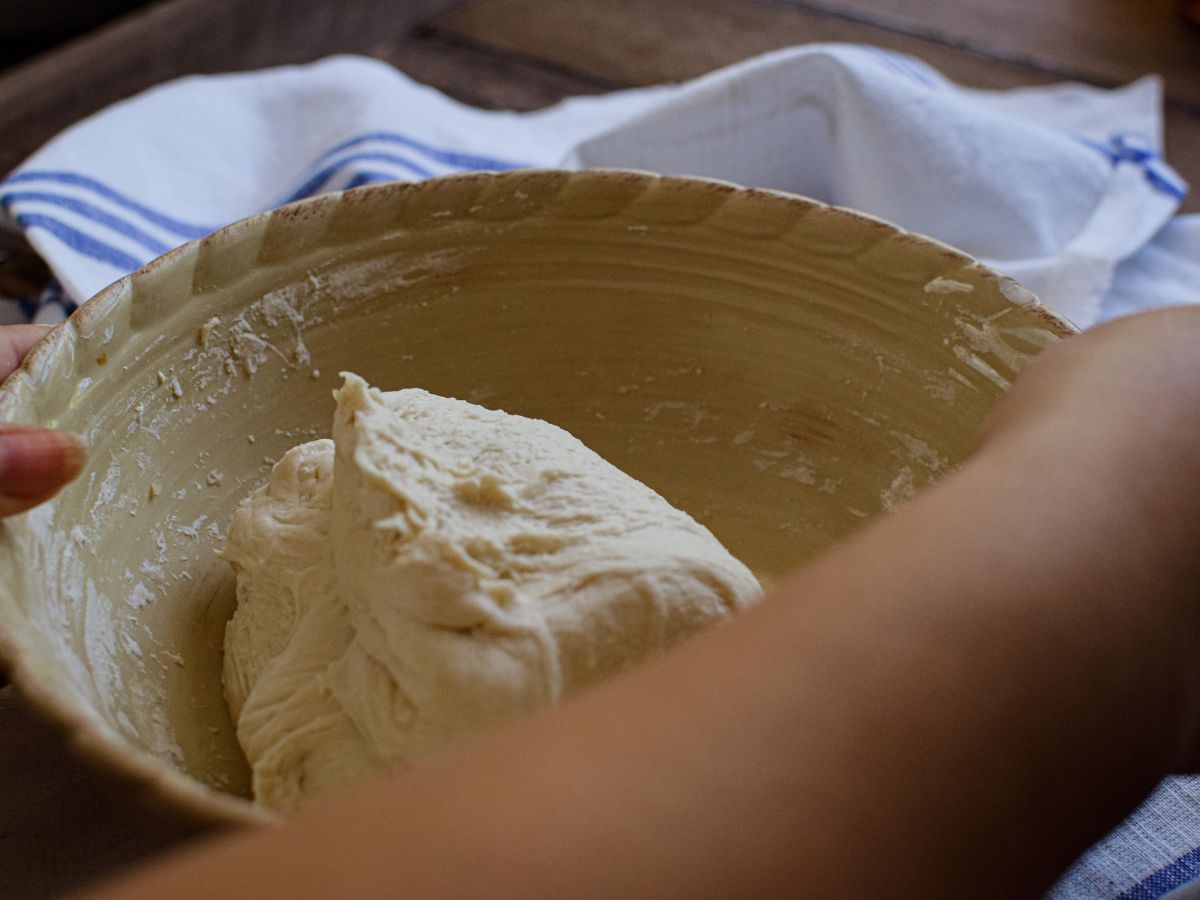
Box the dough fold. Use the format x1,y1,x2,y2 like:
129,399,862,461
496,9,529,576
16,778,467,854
223,374,761,810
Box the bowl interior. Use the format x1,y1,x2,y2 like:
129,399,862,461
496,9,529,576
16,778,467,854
0,171,1072,820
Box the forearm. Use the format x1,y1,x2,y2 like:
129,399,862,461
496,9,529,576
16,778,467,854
87,337,1200,900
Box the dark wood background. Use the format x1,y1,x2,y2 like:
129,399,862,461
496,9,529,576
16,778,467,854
1,0,1196,297
0,0,1197,209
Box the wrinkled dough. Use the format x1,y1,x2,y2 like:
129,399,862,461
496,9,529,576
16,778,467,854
223,374,762,810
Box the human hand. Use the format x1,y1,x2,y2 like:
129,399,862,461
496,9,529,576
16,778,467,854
0,324,85,517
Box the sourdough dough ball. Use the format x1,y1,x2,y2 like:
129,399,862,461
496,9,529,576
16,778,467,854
223,374,761,811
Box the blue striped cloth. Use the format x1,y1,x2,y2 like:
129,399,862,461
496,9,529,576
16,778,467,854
4,50,1198,328
3,47,1200,897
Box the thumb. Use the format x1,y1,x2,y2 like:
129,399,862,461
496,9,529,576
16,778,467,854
0,425,86,517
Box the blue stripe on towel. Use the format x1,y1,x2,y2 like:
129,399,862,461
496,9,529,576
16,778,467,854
17,294,41,321
310,131,528,173
280,132,530,204
1,171,217,238
15,212,145,272
282,151,438,203
895,54,939,87
859,47,938,88
1077,133,1188,200
1135,164,1184,199
1117,846,1200,899
1,190,172,255
343,170,404,190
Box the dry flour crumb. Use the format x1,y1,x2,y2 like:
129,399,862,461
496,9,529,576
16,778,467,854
198,316,221,348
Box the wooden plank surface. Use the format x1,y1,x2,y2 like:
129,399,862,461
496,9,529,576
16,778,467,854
430,0,1200,212
777,0,1200,108
0,0,464,297
1,0,1196,206
0,0,460,177
377,25,617,110
436,0,1066,86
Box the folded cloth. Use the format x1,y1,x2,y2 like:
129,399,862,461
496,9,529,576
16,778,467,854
3,46,1199,328
1,44,1199,899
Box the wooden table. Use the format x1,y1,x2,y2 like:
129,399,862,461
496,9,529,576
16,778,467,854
0,0,1198,208
0,0,1197,295
0,1,1197,896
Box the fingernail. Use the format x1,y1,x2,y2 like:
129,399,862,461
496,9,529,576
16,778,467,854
57,431,86,478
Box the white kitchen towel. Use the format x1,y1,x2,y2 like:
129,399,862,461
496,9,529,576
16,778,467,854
1,46,1197,328
1,44,1199,900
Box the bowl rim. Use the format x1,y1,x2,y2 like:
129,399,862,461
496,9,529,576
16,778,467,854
0,167,1078,826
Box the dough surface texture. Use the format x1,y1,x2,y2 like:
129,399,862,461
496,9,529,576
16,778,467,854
223,374,761,810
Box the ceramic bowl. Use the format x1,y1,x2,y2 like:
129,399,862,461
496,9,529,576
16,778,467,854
0,170,1074,825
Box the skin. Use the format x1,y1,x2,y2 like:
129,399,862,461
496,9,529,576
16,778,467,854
0,324,85,516
0,325,83,689
4,309,1200,898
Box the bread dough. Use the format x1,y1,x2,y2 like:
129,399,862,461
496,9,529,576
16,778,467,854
222,374,761,811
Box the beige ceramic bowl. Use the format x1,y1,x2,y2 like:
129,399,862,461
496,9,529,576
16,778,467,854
0,170,1073,825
